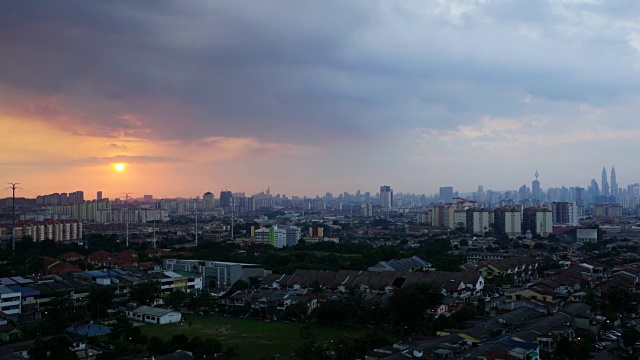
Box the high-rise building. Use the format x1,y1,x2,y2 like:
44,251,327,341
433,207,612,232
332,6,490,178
203,192,215,210
574,187,585,206
493,207,522,236
439,187,454,204
551,201,579,226
97,191,103,201
531,170,541,201
363,202,374,217
220,190,233,209
601,166,609,196
466,209,492,235
380,185,393,209
518,185,529,200
589,179,600,201
522,207,553,237
611,166,618,201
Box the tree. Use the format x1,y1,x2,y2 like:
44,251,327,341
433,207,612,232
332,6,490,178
622,328,640,348
130,281,161,305
89,285,115,319
294,325,329,360
310,279,324,308
147,336,168,355
29,336,76,360
44,291,74,332
606,287,635,314
166,291,189,310
389,282,444,336
110,315,133,341
229,279,250,292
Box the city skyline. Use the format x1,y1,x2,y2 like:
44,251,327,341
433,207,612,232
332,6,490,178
4,2,640,198
12,164,637,202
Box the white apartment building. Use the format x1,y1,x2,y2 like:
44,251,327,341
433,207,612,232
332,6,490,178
467,210,492,235
0,286,21,315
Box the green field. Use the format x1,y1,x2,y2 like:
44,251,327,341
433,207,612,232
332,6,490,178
140,315,368,360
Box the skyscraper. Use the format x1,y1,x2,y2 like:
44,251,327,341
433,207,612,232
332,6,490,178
439,186,454,203
380,185,393,209
610,166,618,201
220,190,233,209
531,170,541,201
203,192,215,210
601,166,609,196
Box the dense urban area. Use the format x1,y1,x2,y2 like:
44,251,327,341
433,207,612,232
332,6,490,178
1,170,640,360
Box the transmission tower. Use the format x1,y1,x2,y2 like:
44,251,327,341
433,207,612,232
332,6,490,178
122,193,132,247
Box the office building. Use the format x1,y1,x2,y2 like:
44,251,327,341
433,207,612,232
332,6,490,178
163,259,267,290
611,166,618,202
439,187,454,204
380,185,393,209
203,192,215,210
531,170,541,201
601,166,609,196
363,202,374,217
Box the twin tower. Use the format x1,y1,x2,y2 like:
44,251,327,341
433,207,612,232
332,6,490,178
601,166,618,197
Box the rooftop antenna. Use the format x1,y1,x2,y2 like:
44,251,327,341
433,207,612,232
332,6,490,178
535,167,539,180
7,183,20,250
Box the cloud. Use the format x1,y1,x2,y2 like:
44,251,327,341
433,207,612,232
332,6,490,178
4,1,640,194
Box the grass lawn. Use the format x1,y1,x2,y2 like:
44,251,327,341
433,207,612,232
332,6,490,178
140,315,369,360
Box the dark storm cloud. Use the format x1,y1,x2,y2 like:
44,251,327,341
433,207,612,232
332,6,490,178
2,1,640,144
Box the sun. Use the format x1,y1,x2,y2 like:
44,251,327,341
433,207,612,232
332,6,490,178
115,163,125,172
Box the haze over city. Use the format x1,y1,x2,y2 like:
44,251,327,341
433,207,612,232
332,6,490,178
3,1,640,199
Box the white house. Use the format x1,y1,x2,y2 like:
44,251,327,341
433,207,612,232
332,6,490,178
126,306,181,324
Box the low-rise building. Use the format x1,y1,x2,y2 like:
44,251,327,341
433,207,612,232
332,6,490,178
126,305,181,324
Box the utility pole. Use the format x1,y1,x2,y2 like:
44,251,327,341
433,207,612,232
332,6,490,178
7,183,19,250
153,219,156,249
122,193,131,247
194,199,198,246
230,196,234,240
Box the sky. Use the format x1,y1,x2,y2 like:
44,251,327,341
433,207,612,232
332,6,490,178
2,0,640,200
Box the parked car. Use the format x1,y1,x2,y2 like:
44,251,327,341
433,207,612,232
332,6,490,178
607,330,622,337
603,334,617,341
594,342,606,351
